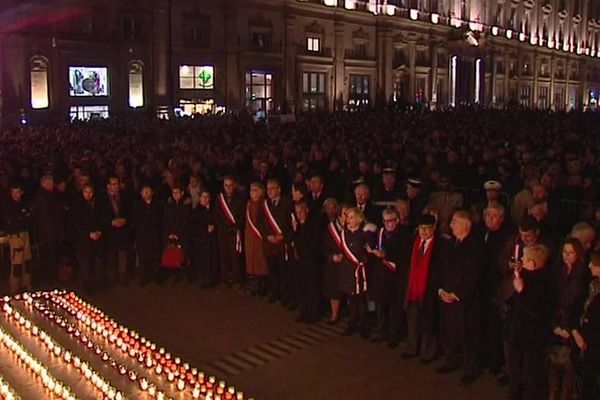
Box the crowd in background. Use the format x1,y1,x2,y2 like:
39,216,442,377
1,107,600,399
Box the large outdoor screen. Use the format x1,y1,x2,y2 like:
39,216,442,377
69,66,109,96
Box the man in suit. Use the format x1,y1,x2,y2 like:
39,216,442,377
307,174,328,215
367,207,405,346
213,176,246,290
291,200,322,323
98,175,132,287
258,178,294,306
132,184,162,286
437,210,483,386
402,214,445,361
353,183,381,226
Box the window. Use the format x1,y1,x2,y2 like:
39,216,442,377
302,72,326,111
349,74,370,106
353,43,367,58
555,87,565,110
70,105,109,121
520,84,531,107
245,70,274,112
123,17,143,41
179,65,214,89
186,23,209,48
30,57,49,109
307,37,321,53
538,86,549,109
251,32,271,51
128,61,144,108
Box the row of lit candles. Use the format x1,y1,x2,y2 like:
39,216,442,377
2,300,126,400
27,299,174,400
0,322,78,400
0,372,21,400
29,291,250,400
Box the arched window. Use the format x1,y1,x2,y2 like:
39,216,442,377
128,61,144,108
30,56,49,109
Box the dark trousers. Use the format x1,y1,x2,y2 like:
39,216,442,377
77,253,105,292
486,304,506,372
106,248,128,285
348,293,367,330
217,232,242,284
292,259,321,322
504,341,545,400
190,239,214,285
405,301,437,360
266,249,291,303
136,240,160,283
441,302,479,374
374,301,404,340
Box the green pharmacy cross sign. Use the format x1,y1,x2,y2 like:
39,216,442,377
198,67,214,89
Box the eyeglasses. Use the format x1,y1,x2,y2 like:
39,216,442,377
383,218,398,223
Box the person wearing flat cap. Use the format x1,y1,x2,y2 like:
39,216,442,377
403,177,428,226
400,213,445,360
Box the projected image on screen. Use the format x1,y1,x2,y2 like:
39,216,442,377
69,67,109,96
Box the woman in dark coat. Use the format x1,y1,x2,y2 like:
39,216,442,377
321,199,346,323
337,207,372,339
572,250,600,400
161,186,191,281
548,238,589,400
132,184,162,285
189,190,218,287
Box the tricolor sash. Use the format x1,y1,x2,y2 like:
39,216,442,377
246,205,262,240
262,200,283,235
340,230,367,294
377,228,397,272
263,199,288,260
218,193,242,253
327,222,342,250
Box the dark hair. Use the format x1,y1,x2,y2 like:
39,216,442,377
590,249,600,267
292,181,308,197
518,216,540,232
562,237,584,264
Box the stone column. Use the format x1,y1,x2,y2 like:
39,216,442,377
152,0,170,109
333,20,345,110
430,40,439,107
375,23,392,105
408,41,416,103
283,14,296,113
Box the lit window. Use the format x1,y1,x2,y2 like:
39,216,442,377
307,37,321,52
179,65,214,89
129,61,144,108
30,57,49,109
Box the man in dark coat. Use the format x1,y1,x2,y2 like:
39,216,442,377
213,176,245,289
71,184,106,294
258,178,294,306
436,210,483,386
477,203,513,382
367,207,404,346
306,174,328,215
401,214,445,361
291,200,322,323
97,175,133,286
2,182,34,293
31,174,66,287
132,184,162,285
373,167,400,203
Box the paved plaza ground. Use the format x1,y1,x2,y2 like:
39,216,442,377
77,282,509,400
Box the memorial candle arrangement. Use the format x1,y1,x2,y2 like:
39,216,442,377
0,291,252,400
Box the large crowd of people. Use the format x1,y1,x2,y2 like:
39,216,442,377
1,107,600,399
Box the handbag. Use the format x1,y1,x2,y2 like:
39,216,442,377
161,239,184,269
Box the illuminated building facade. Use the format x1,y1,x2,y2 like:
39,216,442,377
1,0,599,121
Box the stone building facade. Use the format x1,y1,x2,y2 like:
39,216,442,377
1,0,599,121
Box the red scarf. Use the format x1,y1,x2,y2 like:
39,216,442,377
407,236,435,301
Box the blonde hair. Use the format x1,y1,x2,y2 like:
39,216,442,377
523,244,549,269
347,207,365,224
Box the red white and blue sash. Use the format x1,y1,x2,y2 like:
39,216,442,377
246,205,262,240
218,193,241,253
340,230,367,294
